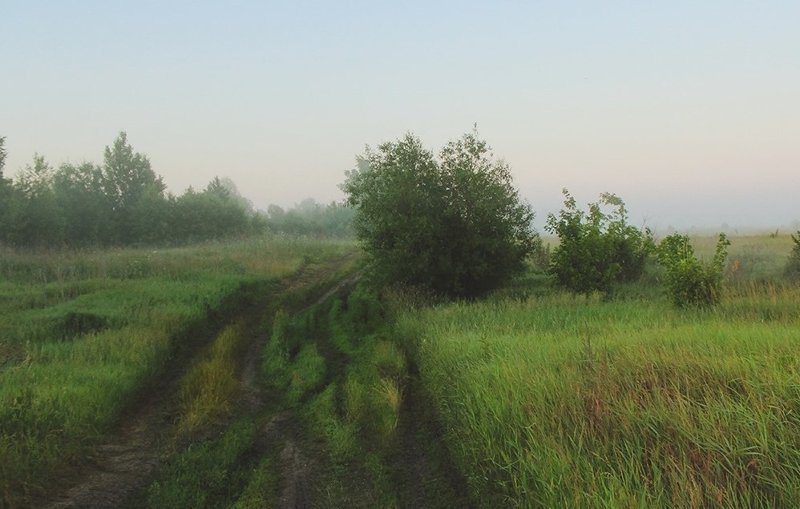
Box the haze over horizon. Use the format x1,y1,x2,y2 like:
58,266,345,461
2,1,798,230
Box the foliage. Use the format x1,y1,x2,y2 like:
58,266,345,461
53,162,112,244
265,198,354,238
171,188,253,243
0,132,265,248
6,155,65,247
657,233,730,307
0,138,10,244
785,231,800,281
342,130,538,298
545,189,654,294
0,136,6,178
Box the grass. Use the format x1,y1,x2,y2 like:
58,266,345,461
144,417,260,508
134,248,362,509
396,262,800,507
0,236,355,505
177,324,248,436
260,282,410,507
6,231,798,507
230,456,278,509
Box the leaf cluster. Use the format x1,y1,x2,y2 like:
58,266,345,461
342,131,538,299
785,231,800,281
545,189,654,294
0,133,262,248
656,233,730,307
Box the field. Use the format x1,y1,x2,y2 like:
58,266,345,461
0,237,355,506
396,233,800,507
2,233,799,508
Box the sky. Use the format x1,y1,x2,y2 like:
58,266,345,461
2,1,798,231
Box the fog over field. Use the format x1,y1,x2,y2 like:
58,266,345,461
2,1,798,229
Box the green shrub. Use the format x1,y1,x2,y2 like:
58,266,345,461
545,189,653,294
657,233,730,307
785,231,800,281
342,130,539,299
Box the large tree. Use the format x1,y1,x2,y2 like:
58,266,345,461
342,130,538,298
101,132,167,243
53,162,113,245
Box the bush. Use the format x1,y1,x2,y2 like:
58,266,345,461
341,130,539,299
785,231,800,281
657,233,730,307
545,189,653,294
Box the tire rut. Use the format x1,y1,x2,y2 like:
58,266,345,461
39,256,358,509
234,263,361,509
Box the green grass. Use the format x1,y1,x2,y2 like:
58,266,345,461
260,282,409,507
6,231,796,507
177,324,248,436
695,233,795,285
396,283,800,507
231,456,279,509
0,236,355,505
144,417,260,508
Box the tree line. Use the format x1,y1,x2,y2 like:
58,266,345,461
0,133,353,249
342,129,746,306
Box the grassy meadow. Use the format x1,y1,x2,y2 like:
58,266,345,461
0,237,354,504
395,233,800,507
2,231,799,507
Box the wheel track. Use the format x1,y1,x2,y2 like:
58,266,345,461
38,255,359,509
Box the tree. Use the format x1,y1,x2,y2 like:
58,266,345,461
545,189,653,294
9,154,65,247
784,231,800,282
657,233,729,307
169,177,257,243
342,130,538,298
0,136,11,242
52,162,113,245
0,136,6,179
206,176,254,213
265,199,354,238
102,132,165,210
101,132,167,243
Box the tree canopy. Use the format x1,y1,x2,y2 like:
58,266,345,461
342,130,538,298
0,132,264,248
545,189,654,294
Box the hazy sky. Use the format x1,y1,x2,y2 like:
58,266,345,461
2,1,798,230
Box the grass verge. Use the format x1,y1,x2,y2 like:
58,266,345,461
397,286,800,507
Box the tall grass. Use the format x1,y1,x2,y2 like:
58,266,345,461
0,237,355,505
177,324,247,436
260,283,408,507
145,418,260,508
397,286,800,507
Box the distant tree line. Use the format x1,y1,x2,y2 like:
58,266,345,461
263,198,354,238
0,133,354,249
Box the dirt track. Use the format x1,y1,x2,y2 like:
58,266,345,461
39,257,471,509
